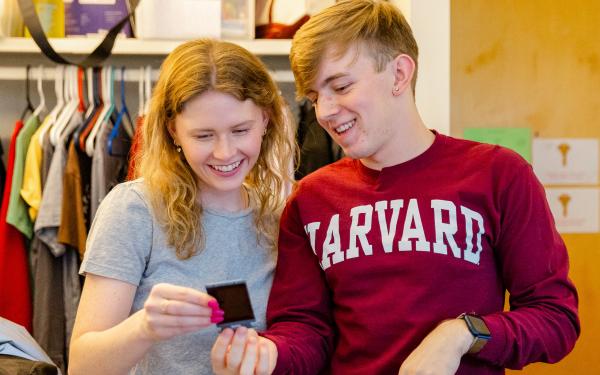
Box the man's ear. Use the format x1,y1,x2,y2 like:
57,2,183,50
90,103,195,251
391,54,416,95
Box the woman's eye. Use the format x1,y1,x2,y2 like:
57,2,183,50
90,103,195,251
195,134,213,140
233,129,250,134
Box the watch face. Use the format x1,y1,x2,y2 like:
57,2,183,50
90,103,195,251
467,314,491,337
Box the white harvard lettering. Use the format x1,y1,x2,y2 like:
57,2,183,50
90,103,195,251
346,204,374,259
305,199,486,270
431,199,461,258
461,206,485,265
304,222,321,256
374,199,403,253
398,199,431,252
321,214,343,270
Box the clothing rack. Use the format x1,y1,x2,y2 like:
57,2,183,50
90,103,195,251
0,66,295,83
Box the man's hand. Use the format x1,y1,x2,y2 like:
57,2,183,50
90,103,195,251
211,327,278,375
398,318,474,375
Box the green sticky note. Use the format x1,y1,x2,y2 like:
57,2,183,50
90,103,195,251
463,127,532,162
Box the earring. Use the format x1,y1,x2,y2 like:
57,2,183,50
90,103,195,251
263,128,267,136
393,86,401,96
173,140,182,153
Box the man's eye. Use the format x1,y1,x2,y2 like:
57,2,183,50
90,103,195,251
335,84,351,92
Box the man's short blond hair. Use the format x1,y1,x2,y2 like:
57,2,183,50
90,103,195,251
290,0,418,99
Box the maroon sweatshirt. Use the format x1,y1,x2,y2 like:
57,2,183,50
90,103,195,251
264,132,579,374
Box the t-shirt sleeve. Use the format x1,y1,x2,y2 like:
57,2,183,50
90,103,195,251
476,157,580,368
80,182,153,286
262,189,336,375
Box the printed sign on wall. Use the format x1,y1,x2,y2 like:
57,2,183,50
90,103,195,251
545,188,599,233
533,138,599,185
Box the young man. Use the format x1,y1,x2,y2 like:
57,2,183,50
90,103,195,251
211,1,580,374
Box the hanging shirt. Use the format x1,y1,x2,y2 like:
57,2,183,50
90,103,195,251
21,120,48,221
126,115,144,180
0,120,32,332
90,115,128,222
30,129,67,373
57,140,89,259
33,113,84,373
295,100,343,180
6,115,40,238
0,142,6,208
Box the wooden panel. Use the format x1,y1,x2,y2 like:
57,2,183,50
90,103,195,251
451,1,600,373
451,0,600,138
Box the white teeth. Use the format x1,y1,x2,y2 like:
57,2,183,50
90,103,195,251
211,160,241,172
335,120,355,134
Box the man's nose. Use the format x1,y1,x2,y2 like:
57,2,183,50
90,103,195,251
315,95,341,125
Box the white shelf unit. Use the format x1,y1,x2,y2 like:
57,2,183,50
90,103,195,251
0,37,292,56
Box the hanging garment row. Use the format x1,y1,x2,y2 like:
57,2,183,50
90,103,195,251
0,64,153,373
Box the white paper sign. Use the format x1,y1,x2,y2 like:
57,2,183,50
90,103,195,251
545,188,599,233
533,138,598,185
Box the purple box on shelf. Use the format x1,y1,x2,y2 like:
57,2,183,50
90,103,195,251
65,0,133,37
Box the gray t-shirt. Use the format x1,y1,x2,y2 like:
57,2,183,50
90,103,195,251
80,179,276,374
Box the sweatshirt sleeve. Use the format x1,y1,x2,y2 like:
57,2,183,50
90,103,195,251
476,161,580,369
262,192,335,375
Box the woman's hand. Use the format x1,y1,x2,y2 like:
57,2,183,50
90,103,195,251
211,327,278,375
137,283,224,341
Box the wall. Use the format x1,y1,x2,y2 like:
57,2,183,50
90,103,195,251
451,0,600,373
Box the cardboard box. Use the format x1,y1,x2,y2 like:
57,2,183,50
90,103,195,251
135,0,221,40
65,0,132,37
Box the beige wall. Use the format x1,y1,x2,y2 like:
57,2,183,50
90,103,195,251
451,0,600,373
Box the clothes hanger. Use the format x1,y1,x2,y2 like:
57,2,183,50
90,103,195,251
20,65,35,121
83,67,96,119
80,66,107,151
31,65,46,119
38,64,65,145
50,65,79,145
86,65,115,156
108,66,134,156
75,66,103,151
119,67,134,137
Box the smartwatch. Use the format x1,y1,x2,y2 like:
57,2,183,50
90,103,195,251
458,313,491,354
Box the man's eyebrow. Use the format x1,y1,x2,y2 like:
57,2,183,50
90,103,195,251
319,73,349,89
306,73,350,96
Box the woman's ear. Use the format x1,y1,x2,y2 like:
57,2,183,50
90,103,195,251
167,120,178,144
261,109,270,133
391,54,416,96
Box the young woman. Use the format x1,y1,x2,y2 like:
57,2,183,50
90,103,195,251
69,39,296,375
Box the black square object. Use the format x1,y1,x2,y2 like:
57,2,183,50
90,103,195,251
205,280,255,330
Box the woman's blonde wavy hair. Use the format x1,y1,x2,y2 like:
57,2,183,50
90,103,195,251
135,39,297,260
